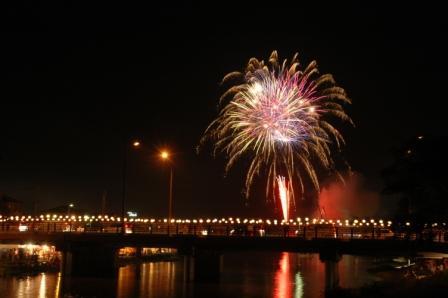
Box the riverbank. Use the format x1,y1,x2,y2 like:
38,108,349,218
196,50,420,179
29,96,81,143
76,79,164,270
330,271,448,297
0,261,59,277
0,253,180,276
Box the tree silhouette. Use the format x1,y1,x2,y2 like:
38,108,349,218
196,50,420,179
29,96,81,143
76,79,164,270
382,135,448,223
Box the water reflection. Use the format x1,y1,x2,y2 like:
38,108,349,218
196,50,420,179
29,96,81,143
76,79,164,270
0,253,380,298
117,261,180,298
274,252,293,298
7,273,61,298
295,271,304,298
54,273,61,298
38,273,46,298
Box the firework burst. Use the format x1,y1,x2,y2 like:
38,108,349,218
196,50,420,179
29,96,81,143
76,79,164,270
201,50,352,205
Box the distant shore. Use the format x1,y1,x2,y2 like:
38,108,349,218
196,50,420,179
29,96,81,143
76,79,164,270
117,252,180,266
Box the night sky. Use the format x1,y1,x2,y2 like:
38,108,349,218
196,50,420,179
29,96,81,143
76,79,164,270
1,2,447,218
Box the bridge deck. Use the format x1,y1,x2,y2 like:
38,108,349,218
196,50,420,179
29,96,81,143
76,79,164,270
1,220,447,254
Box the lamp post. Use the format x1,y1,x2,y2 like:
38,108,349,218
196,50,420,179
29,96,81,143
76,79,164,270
160,150,173,222
121,139,141,232
67,203,74,216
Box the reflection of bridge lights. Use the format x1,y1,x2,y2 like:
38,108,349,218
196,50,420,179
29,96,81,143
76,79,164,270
295,271,304,298
39,272,47,298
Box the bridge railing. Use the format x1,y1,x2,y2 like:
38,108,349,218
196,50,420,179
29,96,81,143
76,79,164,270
1,220,447,243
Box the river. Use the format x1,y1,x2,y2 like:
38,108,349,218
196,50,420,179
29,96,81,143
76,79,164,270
0,252,383,298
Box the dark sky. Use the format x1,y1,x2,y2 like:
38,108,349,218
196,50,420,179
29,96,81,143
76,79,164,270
1,1,447,218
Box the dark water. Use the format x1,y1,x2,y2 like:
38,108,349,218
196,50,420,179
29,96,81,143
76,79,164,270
0,252,382,298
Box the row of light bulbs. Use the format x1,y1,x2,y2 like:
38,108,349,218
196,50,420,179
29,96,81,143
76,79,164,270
0,214,397,227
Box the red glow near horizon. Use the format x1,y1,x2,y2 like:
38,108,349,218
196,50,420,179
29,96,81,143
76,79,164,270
318,173,380,219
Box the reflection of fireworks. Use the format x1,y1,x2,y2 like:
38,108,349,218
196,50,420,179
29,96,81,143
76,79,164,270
201,50,352,202
277,176,290,221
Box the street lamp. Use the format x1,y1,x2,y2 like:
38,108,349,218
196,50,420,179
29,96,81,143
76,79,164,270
67,203,74,216
121,139,141,232
160,150,173,222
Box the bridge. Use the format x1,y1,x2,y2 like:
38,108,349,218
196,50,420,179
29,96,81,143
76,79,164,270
1,215,448,290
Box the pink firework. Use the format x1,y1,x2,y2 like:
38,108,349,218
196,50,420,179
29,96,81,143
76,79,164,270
201,50,353,206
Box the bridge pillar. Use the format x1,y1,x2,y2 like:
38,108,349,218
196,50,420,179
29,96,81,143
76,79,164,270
60,244,118,278
188,249,222,282
135,247,142,258
319,250,342,292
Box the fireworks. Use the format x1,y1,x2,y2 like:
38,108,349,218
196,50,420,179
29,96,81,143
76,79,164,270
277,176,291,221
201,50,352,206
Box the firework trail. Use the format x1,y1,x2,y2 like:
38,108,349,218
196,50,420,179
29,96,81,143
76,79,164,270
200,50,352,205
277,175,290,221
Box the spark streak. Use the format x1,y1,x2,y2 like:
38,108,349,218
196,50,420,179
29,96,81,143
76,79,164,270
277,176,290,221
